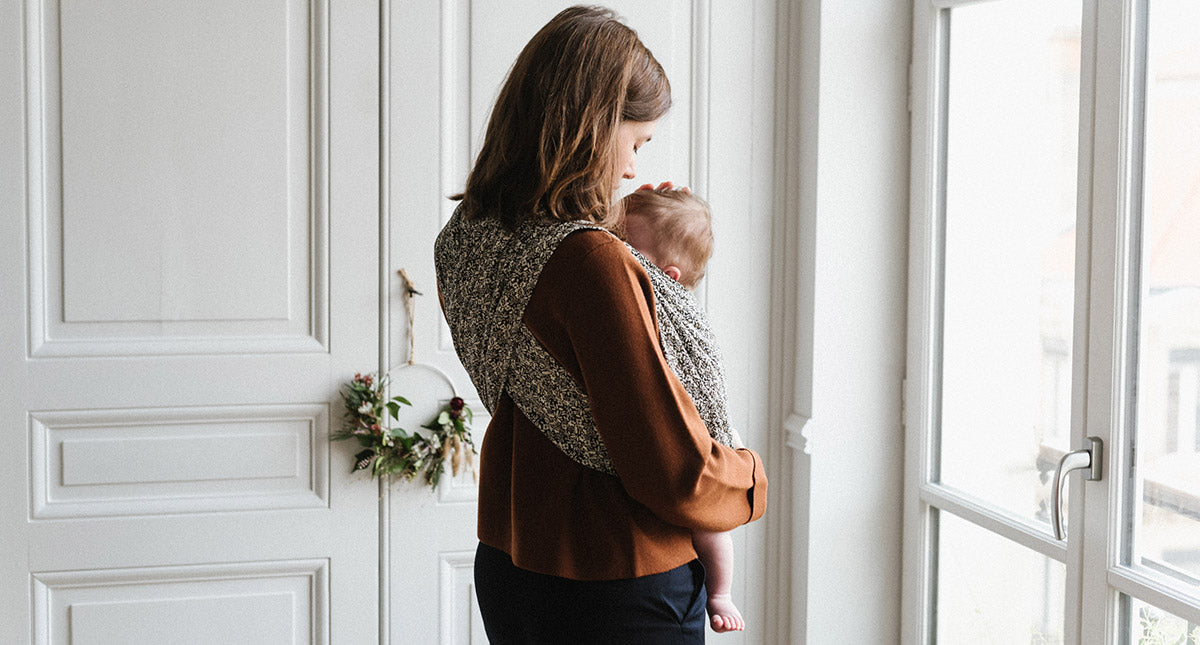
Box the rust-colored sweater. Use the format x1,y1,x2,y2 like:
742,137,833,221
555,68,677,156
476,229,767,581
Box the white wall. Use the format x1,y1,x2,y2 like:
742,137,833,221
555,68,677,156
768,1,911,642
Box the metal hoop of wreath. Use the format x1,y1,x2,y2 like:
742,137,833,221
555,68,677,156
330,268,476,489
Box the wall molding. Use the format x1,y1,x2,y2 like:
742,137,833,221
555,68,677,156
30,404,329,519
784,412,813,454
438,550,482,645
32,559,328,645
765,0,811,641
24,0,330,358
689,0,712,199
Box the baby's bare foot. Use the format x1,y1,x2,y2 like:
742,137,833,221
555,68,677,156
707,593,745,632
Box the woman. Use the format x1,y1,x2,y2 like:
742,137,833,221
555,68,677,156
434,6,766,643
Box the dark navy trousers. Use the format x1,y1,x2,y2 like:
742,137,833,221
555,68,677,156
474,542,707,644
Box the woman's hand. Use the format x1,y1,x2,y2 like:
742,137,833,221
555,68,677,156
636,181,691,194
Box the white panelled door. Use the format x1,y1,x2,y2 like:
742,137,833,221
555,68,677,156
1,1,380,642
2,1,776,643
905,0,1200,642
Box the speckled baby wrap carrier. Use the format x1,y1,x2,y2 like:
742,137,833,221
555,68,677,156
434,206,735,476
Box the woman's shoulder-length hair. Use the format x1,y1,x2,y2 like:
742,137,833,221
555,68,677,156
453,5,671,231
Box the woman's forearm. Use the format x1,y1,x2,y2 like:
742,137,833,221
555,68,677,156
526,231,767,531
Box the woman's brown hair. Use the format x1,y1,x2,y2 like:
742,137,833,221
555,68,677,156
453,6,671,230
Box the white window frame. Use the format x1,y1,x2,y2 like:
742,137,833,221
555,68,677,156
903,0,1200,643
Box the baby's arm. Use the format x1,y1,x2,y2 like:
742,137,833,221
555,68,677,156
692,529,744,632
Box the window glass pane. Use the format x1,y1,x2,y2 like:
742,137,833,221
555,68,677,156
1131,0,1200,588
940,1,1081,527
937,511,1065,643
1123,596,1200,645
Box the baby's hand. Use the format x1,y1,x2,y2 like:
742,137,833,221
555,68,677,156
636,181,691,194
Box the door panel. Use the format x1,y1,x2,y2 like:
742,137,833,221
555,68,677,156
32,0,325,356
1,1,380,642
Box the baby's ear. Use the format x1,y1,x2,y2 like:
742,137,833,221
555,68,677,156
662,265,682,282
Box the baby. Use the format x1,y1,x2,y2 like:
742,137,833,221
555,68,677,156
621,186,746,633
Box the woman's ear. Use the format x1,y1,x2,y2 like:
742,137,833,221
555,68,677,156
662,265,682,282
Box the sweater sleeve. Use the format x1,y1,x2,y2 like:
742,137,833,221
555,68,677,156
523,230,767,532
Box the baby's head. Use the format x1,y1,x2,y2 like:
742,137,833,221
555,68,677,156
620,188,714,290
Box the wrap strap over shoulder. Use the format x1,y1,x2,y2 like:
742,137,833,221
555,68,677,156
434,206,735,476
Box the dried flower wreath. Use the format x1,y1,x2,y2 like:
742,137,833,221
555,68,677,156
331,372,475,488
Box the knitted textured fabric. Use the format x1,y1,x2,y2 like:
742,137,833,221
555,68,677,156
434,206,735,476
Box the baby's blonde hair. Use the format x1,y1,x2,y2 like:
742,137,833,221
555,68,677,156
620,189,713,288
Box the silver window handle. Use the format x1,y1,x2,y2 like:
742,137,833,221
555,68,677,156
1050,436,1103,541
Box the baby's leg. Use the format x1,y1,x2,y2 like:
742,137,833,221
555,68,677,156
692,529,744,632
